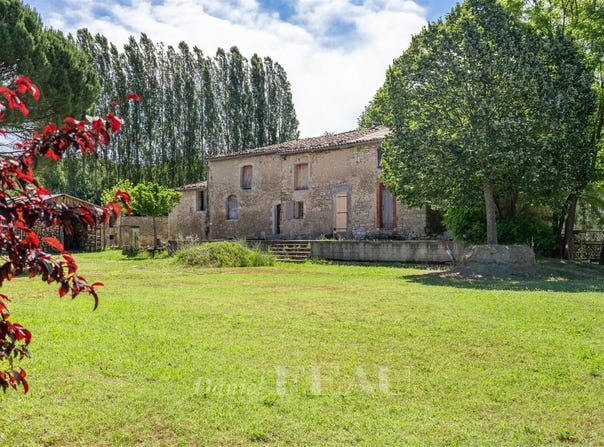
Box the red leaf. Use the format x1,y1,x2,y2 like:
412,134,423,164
91,282,104,288
45,149,61,161
12,324,31,344
106,201,121,218
27,231,39,248
43,237,66,253
78,207,96,226
43,123,57,134
63,254,78,274
105,114,124,133
127,93,143,102
14,76,40,101
58,282,69,297
90,289,99,311
63,117,77,125
116,189,131,203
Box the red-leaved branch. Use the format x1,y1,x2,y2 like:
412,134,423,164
0,76,137,393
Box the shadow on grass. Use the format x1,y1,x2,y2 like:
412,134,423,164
402,260,604,293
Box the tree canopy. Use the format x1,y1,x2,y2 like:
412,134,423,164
130,181,181,251
130,181,181,218
364,0,595,245
500,0,604,253
0,0,98,128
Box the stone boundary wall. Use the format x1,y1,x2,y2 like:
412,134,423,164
310,240,466,263
119,216,169,249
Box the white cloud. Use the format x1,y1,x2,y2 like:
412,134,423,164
29,0,428,137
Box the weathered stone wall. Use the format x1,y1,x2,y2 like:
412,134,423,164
208,142,430,240
168,189,207,242
311,240,466,263
119,216,168,248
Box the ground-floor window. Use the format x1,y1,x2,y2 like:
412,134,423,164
227,195,238,220
286,200,304,220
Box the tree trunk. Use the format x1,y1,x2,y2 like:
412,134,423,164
483,179,498,245
552,212,565,258
563,193,578,260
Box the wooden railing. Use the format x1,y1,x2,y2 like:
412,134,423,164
573,231,604,261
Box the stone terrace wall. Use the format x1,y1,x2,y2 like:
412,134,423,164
311,240,466,263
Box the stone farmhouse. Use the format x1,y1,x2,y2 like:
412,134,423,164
198,126,443,241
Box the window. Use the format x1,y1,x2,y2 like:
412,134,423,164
377,147,383,168
286,200,304,220
227,195,238,220
198,190,206,211
294,163,309,190
241,165,253,189
335,194,348,232
295,201,304,219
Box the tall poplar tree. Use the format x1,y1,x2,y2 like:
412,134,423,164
59,31,299,198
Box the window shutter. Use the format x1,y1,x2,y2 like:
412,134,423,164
335,194,348,232
285,200,295,220
241,165,253,189
294,163,309,190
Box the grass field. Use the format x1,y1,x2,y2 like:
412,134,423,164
0,251,603,446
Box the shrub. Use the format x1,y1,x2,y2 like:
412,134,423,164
444,207,556,256
444,207,487,243
173,241,274,268
498,216,557,257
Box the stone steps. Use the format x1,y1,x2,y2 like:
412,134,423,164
271,241,312,263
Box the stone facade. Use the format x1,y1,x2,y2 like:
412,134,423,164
207,126,440,240
168,182,207,243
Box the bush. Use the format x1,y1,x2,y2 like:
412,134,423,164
444,207,556,256
498,216,557,257
173,241,275,268
444,207,487,243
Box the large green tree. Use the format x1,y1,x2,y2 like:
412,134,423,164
501,0,604,255
0,0,98,129
372,0,595,245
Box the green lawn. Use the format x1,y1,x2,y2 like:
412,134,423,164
1,251,603,446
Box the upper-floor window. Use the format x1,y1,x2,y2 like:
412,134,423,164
294,163,309,190
241,165,253,190
377,147,383,168
227,195,238,220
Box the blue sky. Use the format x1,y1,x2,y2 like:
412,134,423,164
23,0,459,136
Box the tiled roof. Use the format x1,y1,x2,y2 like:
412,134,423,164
175,181,207,191
210,126,390,160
